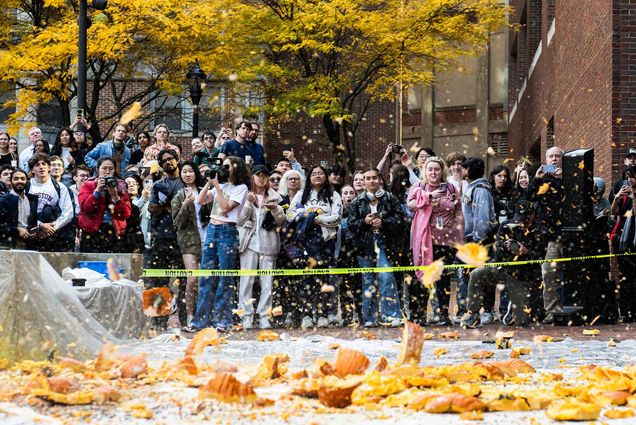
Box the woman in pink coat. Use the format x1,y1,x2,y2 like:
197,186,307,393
408,157,463,326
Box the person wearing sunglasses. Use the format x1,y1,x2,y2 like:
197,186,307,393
268,170,283,191
187,156,251,333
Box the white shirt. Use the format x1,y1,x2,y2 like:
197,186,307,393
209,183,248,224
28,177,73,231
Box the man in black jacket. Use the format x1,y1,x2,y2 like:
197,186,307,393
462,200,546,328
349,168,404,328
528,146,565,324
0,169,38,249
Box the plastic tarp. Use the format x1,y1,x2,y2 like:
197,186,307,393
75,283,149,339
0,250,117,362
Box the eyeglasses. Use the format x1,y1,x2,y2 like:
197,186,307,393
160,156,176,163
287,177,300,181
270,177,281,182
310,172,325,177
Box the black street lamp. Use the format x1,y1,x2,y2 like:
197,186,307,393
77,0,108,128
186,59,206,138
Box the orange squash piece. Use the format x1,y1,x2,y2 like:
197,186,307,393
395,321,426,366
198,373,257,403
333,347,370,378
142,287,172,317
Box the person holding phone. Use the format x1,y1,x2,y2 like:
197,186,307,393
408,157,464,326
236,165,286,330
349,168,405,328
186,156,250,333
528,146,565,324
610,166,636,321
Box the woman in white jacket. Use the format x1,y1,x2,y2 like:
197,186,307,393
237,165,286,329
288,165,342,329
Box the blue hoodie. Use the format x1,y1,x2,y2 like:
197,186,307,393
462,178,496,243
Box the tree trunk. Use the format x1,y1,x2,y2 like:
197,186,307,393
322,115,345,168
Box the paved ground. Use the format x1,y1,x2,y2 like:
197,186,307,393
223,322,636,342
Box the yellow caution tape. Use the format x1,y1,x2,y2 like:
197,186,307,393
142,252,636,278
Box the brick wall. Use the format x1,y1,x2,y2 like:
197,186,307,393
612,0,636,179
267,99,396,173
508,0,614,184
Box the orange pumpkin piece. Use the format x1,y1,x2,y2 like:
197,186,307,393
93,385,121,404
604,408,635,419
291,378,321,398
395,321,426,366
257,330,279,341
47,376,81,394
375,356,388,372
333,347,370,378
317,376,362,408
439,331,460,340
250,354,289,384
545,399,601,421
198,373,257,403
120,353,148,379
424,393,487,413
470,350,494,360
142,287,172,317
185,328,220,357
56,357,88,373
600,390,632,406
490,359,535,377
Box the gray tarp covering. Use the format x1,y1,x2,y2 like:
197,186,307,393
75,283,149,339
0,250,117,362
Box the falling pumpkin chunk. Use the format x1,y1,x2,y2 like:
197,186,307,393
454,242,489,268
395,321,426,366
142,287,172,317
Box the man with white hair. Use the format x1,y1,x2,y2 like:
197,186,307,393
529,146,565,324
19,127,46,171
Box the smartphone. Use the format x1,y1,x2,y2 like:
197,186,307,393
439,183,448,191
543,164,556,174
245,155,252,164
77,108,84,119
283,144,292,152
28,226,40,233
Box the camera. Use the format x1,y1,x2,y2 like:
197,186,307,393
204,158,228,183
105,177,117,188
391,144,403,154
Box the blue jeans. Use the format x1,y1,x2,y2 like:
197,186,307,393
191,224,239,329
358,241,401,324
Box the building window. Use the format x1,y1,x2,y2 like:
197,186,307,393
529,0,543,56
546,116,555,148
490,133,509,155
36,102,65,142
153,94,187,132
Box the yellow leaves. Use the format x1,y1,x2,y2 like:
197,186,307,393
454,242,489,268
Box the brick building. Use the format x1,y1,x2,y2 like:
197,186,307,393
508,0,636,184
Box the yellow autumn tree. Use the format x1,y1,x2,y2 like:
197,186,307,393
199,0,510,171
0,0,222,135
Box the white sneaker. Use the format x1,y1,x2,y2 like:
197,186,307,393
316,317,329,328
259,317,272,329
186,314,194,326
480,312,494,325
242,316,254,330
301,316,314,330
389,317,403,328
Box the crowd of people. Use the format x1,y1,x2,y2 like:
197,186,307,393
0,118,635,333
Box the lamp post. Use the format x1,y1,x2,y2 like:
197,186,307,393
77,0,108,128
186,60,206,138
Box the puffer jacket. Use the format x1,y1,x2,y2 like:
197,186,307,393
237,189,286,256
78,178,131,236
